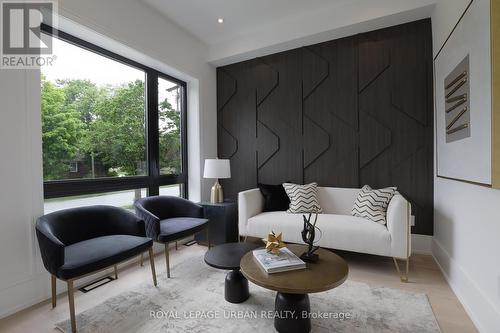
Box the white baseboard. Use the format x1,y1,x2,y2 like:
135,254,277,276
411,234,433,254
432,238,500,333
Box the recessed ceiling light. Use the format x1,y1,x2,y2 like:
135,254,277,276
217,18,224,24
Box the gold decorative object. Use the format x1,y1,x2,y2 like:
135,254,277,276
446,107,468,130
446,122,469,135
443,55,471,143
445,98,467,113
262,231,285,254
445,77,467,99
445,71,467,89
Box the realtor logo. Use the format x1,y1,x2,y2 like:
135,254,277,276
1,0,56,68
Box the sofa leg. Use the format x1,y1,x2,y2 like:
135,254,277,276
149,248,157,286
165,243,171,278
140,253,144,267
393,257,409,283
51,275,57,308
67,280,77,333
113,265,118,280
175,241,178,251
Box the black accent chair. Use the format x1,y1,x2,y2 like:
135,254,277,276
36,205,157,333
135,196,210,278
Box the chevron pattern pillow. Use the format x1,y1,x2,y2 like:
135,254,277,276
352,185,397,224
283,182,323,214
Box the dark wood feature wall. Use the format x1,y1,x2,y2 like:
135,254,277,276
217,19,434,235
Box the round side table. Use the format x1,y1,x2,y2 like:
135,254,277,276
204,242,261,303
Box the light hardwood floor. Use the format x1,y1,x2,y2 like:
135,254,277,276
0,242,477,333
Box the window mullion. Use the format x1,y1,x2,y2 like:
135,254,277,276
146,70,160,196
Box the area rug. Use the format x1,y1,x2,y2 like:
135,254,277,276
56,255,441,333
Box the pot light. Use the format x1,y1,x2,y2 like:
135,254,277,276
217,18,224,24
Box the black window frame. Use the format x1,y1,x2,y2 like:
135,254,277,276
41,24,188,199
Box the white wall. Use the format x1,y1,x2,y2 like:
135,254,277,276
0,0,216,318
0,69,46,318
432,1,500,332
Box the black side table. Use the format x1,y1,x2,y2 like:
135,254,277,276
204,242,261,303
195,201,238,246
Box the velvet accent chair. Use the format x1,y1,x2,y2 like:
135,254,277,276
134,196,210,278
36,205,157,333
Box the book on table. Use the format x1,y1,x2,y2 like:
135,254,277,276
252,247,306,274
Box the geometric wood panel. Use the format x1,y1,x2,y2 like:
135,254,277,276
217,19,434,235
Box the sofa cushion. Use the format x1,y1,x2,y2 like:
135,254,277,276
158,217,209,243
247,212,392,257
258,183,290,212
58,235,152,280
317,187,360,215
283,182,322,213
352,185,397,224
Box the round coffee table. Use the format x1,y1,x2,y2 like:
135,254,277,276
204,242,261,303
240,244,348,333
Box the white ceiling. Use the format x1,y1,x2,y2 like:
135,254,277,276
142,0,349,45
142,0,437,66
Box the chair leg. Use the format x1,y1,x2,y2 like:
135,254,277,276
393,257,409,283
51,275,57,308
113,265,118,280
140,253,144,267
149,248,157,286
67,280,77,333
165,243,171,278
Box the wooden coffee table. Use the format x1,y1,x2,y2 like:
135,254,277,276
240,244,348,333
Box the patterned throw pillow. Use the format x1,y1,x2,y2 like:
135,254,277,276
282,182,323,214
352,185,397,224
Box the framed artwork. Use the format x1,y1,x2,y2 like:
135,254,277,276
435,0,496,186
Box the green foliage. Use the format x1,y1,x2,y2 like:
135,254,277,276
159,96,181,174
58,79,106,126
87,80,147,176
41,77,181,181
41,78,85,180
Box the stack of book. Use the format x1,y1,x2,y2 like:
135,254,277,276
253,247,306,274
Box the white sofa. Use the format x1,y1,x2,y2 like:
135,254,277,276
238,187,411,279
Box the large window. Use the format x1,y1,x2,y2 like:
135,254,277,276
41,37,147,181
41,25,187,205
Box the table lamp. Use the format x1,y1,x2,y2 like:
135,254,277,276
204,159,231,203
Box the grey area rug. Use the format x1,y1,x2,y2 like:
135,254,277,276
56,256,441,333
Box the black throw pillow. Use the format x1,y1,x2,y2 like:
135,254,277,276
258,183,290,212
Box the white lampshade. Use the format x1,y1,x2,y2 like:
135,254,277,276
203,159,231,179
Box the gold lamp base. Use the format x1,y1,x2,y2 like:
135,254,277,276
210,180,224,203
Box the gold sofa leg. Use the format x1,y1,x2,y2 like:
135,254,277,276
113,265,118,279
67,280,76,333
51,275,57,308
165,243,170,278
393,257,410,283
149,248,157,286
